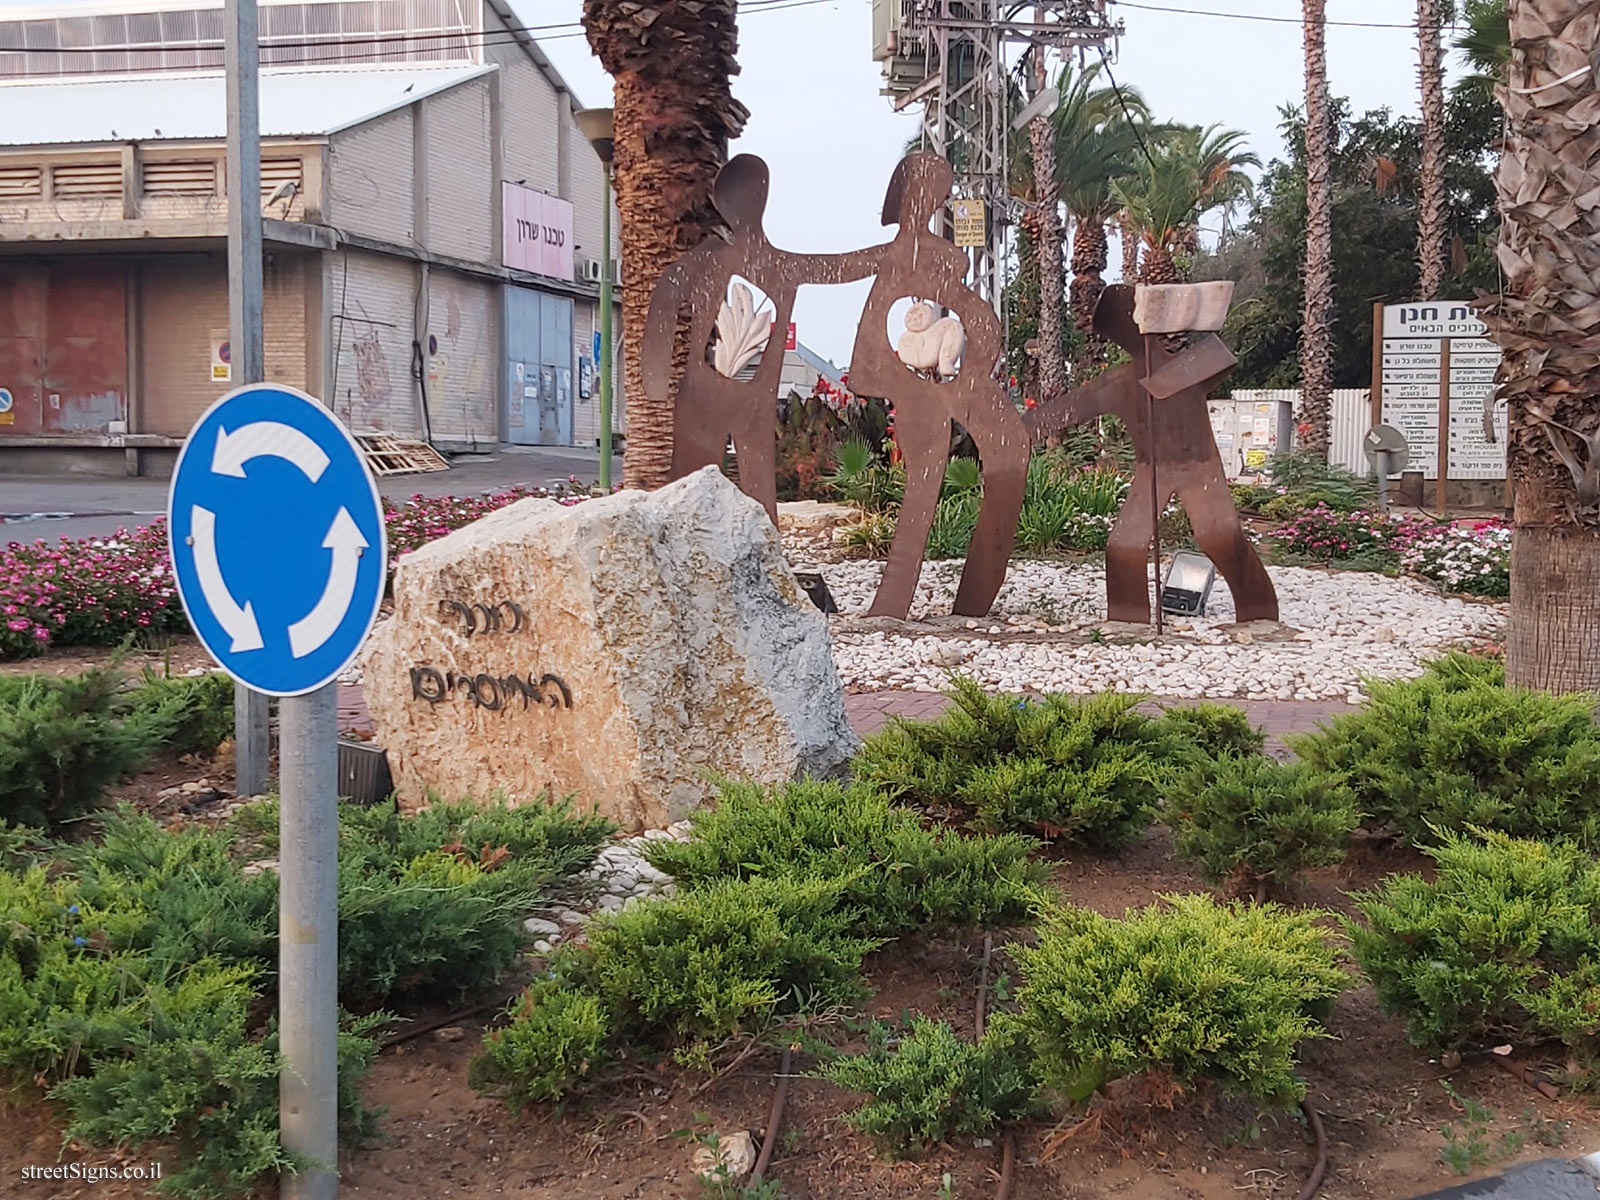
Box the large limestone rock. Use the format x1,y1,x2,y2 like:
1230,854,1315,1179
360,467,859,830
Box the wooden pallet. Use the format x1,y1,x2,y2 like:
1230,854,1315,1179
356,434,450,476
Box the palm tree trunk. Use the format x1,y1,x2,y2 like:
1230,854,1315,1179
1069,213,1109,366
1140,242,1180,285
1416,0,1447,298
1028,36,1067,399
1483,0,1600,692
583,0,749,490
1298,0,1335,459
1014,209,1043,401
1119,213,1140,281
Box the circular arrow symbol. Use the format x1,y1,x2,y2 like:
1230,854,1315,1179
169,384,386,699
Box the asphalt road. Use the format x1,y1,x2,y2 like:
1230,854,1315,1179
0,446,621,542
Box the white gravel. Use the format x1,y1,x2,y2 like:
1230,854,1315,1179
822,560,1504,705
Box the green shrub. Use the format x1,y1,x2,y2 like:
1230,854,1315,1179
821,1018,1037,1157
1008,894,1347,1107
1164,755,1359,893
0,666,180,827
826,440,905,514
0,797,609,1197
1288,653,1600,847
1349,830,1600,1067
643,778,1043,937
0,842,380,1200
1267,451,1378,513
475,876,883,1100
927,488,982,560
854,677,1171,848
125,670,236,757
332,796,613,1004
1152,703,1266,760
580,875,880,1043
470,980,612,1106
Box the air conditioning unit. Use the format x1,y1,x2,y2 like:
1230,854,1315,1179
580,258,603,283
611,258,624,285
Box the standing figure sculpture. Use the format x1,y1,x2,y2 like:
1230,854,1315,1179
848,154,1030,619
642,155,879,522
1026,284,1278,624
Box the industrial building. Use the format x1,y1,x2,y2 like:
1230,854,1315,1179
0,0,623,476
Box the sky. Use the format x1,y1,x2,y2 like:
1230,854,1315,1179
528,0,1468,364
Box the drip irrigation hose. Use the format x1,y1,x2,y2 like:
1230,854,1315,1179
1296,1100,1328,1200
379,992,513,1049
750,1045,793,1183
976,932,993,1039
996,1131,1018,1200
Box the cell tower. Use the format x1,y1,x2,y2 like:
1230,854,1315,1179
872,1,1122,312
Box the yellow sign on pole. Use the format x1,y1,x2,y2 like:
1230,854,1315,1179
952,198,986,248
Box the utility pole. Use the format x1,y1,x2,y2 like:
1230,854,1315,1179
226,0,270,800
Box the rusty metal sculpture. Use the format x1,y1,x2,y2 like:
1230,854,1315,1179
1026,285,1278,625
846,155,1029,619
644,152,1276,627
641,155,879,523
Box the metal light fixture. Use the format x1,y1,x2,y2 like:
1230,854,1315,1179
574,106,614,163
1161,551,1217,617
574,107,616,489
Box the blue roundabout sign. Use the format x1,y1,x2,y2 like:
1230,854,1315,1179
168,384,387,697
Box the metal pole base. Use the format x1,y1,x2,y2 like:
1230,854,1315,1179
278,683,339,1200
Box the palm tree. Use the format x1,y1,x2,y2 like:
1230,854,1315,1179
1481,0,1600,691
583,0,748,489
1298,0,1335,459
1108,126,1254,286
1192,124,1259,241
1053,64,1150,345
1456,1,1511,102
1109,138,1203,285
1416,0,1447,297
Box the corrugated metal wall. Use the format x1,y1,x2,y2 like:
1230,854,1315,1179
140,252,307,436
1227,388,1372,475
425,76,493,264
426,269,497,446
328,249,418,435
328,108,415,245
492,52,560,196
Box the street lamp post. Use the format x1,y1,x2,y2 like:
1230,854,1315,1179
575,108,616,492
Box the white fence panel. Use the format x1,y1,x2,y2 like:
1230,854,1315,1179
1224,387,1372,475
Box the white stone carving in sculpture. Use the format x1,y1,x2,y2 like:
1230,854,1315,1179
895,301,966,378
711,282,772,379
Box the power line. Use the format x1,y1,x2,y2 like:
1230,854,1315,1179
1108,1,1456,31
1095,43,1157,173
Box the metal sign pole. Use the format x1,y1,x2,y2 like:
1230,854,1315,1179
225,0,270,798
598,168,613,491
277,684,339,1200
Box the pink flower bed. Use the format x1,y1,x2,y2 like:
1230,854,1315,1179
0,521,183,658
1,484,609,659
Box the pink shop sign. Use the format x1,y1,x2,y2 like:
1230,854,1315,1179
503,183,575,280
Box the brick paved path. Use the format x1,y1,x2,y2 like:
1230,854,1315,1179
339,685,1351,753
